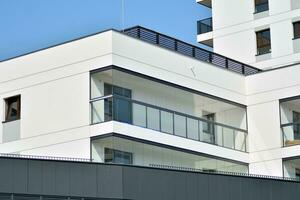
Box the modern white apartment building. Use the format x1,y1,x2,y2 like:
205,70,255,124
1,20,300,185
197,0,300,70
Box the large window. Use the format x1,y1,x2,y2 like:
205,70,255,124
280,97,300,146
256,29,271,55
4,95,21,122
293,21,300,39
92,136,249,174
283,157,300,179
255,0,269,13
104,148,133,165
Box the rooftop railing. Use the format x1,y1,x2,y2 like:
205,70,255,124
123,26,262,76
197,17,213,34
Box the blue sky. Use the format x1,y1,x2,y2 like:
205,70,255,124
0,0,211,61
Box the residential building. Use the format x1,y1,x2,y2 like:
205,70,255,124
1,22,300,198
197,0,300,69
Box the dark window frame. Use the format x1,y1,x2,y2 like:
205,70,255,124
3,95,21,123
104,147,133,165
293,21,300,40
256,29,271,55
254,0,269,13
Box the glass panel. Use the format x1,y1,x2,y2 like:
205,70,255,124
235,131,247,151
282,125,300,146
174,114,186,137
200,120,215,144
104,98,113,121
91,99,105,124
113,98,132,123
147,107,160,131
132,103,146,127
223,127,235,149
255,0,269,13
256,29,271,55
161,111,174,134
187,118,199,140
294,22,300,39
283,158,300,179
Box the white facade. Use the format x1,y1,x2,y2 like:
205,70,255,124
197,0,300,70
1,27,300,178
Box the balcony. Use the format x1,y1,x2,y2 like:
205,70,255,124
197,18,213,35
196,0,212,8
197,17,213,47
91,95,247,152
280,97,300,147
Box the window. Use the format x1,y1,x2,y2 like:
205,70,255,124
256,29,271,55
203,113,215,135
293,21,300,39
104,148,133,165
104,83,132,123
4,95,20,122
255,0,269,13
293,111,300,140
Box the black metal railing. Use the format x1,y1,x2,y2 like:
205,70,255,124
123,26,261,76
0,153,92,162
149,164,300,182
90,95,248,152
197,17,213,34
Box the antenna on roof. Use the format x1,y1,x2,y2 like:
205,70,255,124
121,0,125,32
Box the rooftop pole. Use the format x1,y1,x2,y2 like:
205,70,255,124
121,0,125,32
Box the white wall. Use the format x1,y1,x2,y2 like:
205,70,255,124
208,0,300,69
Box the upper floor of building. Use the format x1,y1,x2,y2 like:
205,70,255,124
1,26,300,177
197,0,300,70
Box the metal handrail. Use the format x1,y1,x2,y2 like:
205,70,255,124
0,153,92,162
123,26,262,76
149,164,300,182
90,95,248,152
90,94,248,133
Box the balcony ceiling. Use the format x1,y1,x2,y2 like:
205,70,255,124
197,0,212,8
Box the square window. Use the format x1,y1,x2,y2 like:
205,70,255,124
293,21,300,39
256,29,271,55
4,95,21,122
255,0,269,13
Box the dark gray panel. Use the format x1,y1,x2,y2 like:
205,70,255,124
42,161,56,195
1,158,300,200
28,160,42,194
0,159,13,193
69,163,83,196
80,163,97,197
96,165,123,199
12,159,28,193
186,173,198,200
54,162,70,196
197,173,209,200
173,171,186,200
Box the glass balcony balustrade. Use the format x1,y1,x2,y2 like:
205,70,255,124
197,18,213,34
91,95,247,152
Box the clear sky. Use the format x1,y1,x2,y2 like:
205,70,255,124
0,0,211,61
